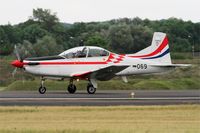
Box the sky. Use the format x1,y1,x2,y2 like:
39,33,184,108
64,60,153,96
0,0,199,25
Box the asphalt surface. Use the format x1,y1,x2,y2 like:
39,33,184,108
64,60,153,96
0,90,199,106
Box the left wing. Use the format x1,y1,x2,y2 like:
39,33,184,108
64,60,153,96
72,65,129,81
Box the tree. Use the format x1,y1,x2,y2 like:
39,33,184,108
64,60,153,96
33,8,59,32
33,36,63,57
0,26,13,55
130,25,152,52
108,25,133,53
23,24,48,43
173,37,191,52
0,27,7,42
85,34,108,48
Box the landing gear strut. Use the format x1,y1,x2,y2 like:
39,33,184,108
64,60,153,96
67,79,77,94
39,78,46,94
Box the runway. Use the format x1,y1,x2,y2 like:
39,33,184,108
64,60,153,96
0,90,199,106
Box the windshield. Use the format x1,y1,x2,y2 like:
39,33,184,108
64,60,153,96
59,47,88,58
88,48,109,57
59,46,110,58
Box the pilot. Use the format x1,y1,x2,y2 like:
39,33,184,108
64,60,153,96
79,40,84,46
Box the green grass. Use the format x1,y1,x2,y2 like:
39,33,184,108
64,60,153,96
171,52,193,59
0,105,199,133
133,78,200,90
0,87,6,91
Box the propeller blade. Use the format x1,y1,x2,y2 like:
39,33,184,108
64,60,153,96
22,71,25,85
12,68,18,78
14,45,21,61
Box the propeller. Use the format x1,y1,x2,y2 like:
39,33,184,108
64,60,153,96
14,45,22,61
11,45,24,78
11,45,28,86
12,68,18,78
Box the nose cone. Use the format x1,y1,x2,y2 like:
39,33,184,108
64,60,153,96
11,60,24,68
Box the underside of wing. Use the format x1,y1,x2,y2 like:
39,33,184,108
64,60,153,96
72,65,129,81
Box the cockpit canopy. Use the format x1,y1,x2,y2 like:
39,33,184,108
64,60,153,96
59,46,110,58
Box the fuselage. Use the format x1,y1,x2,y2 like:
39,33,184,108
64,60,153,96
20,46,172,80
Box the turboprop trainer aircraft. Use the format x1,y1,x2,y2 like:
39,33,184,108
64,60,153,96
11,32,189,94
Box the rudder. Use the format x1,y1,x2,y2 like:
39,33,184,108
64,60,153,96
128,32,172,64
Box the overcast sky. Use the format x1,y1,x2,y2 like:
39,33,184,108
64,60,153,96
0,0,199,25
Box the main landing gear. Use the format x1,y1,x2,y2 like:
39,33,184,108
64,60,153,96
67,79,77,94
87,83,96,94
67,79,97,94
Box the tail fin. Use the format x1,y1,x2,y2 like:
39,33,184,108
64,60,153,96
128,32,172,64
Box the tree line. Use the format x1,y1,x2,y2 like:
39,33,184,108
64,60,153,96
0,8,199,57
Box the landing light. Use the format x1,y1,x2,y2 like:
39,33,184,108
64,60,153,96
130,92,135,98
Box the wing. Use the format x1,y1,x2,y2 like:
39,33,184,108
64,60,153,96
72,65,129,81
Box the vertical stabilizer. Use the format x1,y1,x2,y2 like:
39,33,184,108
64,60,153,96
128,32,172,64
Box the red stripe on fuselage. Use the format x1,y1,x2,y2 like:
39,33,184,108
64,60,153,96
128,36,168,58
24,53,121,66
24,61,108,65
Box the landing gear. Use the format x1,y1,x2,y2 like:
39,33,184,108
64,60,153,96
87,83,96,94
67,79,97,94
67,79,77,94
39,79,46,94
39,86,46,94
68,84,76,94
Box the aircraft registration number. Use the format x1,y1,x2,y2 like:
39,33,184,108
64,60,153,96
136,64,147,69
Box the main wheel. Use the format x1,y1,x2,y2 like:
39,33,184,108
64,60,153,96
39,86,46,94
68,84,77,94
87,84,96,94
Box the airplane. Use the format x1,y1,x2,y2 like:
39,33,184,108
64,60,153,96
11,32,189,94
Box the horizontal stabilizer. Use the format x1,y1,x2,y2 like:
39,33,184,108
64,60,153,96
150,64,191,67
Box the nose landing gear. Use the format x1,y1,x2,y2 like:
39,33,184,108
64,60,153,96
39,78,46,94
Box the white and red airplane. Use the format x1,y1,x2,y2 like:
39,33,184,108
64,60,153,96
11,32,188,94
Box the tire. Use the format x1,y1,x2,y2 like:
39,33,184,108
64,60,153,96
68,84,77,94
87,84,96,94
39,86,46,94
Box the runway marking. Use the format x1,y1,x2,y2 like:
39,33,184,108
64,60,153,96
0,97,199,101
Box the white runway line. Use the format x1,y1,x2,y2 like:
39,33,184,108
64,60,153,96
0,97,199,101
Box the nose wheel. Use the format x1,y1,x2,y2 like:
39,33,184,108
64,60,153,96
39,86,46,94
39,79,46,94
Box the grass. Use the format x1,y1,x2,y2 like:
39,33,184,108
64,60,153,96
171,52,193,59
0,105,199,133
0,87,6,91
